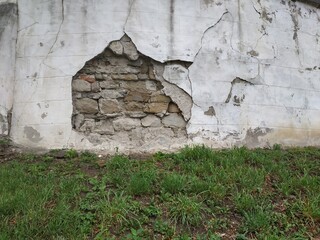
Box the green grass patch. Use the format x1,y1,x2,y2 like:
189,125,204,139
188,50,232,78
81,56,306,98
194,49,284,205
0,145,319,239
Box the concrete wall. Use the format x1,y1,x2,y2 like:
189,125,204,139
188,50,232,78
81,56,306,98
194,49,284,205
2,0,320,152
0,0,17,135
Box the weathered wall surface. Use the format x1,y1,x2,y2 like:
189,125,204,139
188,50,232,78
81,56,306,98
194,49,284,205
0,0,17,135
2,0,320,152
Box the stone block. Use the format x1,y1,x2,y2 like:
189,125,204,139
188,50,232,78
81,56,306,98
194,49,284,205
81,92,101,99
168,103,180,113
111,74,138,81
149,66,156,80
91,82,100,92
144,102,169,113
125,102,144,111
162,113,186,128
124,91,150,102
102,74,112,81
127,112,147,118
137,73,149,80
101,89,127,99
140,62,149,74
79,119,95,133
72,79,91,92
75,98,99,114
73,114,84,129
150,94,171,103
146,81,158,91
141,115,161,127
99,80,119,89
113,118,141,131
95,73,104,80
122,41,139,60
78,74,96,83
120,81,148,92
99,99,120,114
72,92,82,99
128,59,143,67
109,41,123,55
93,120,115,135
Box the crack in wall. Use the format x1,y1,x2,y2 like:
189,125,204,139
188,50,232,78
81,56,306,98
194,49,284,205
45,0,64,59
123,0,135,33
193,11,229,62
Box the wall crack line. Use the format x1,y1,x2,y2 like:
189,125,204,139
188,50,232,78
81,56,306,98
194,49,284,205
123,0,135,34
45,0,64,60
193,11,229,62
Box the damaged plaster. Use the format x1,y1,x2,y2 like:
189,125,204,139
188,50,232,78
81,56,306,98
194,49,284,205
1,0,319,152
71,35,191,151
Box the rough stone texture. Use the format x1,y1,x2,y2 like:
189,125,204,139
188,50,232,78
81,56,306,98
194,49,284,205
74,98,98,114
72,79,91,92
109,41,123,55
168,103,180,113
93,121,115,135
99,99,121,114
144,102,169,114
113,118,141,131
3,0,320,152
71,37,188,148
162,113,187,128
141,115,161,127
122,40,139,60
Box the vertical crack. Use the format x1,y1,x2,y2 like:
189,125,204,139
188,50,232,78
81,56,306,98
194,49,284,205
46,0,64,58
193,11,229,62
123,0,135,33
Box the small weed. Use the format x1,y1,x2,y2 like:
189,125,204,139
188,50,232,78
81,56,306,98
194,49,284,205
154,220,174,238
125,228,144,240
168,194,208,227
240,208,272,234
175,145,216,162
65,149,78,159
80,151,97,162
0,138,10,145
161,173,187,194
42,155,54,163
127,170,156,195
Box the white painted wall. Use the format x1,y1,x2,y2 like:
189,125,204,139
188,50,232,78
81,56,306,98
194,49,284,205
0,0,17,135
2,0,320,152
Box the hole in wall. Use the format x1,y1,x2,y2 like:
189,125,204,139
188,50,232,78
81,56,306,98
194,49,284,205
71,34,190,146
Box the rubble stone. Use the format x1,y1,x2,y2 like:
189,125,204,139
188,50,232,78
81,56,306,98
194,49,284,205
109,41,123,55
72,35,189,147
113,118,141,131
75,98,99,114
144,102,169,113
168,103,180,113
162,113,186,128
141,115,161,127
99,99,120,114
72,79,91,92
122,41,139,60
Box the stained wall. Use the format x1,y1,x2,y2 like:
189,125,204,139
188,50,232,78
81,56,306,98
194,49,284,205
1,0,319,152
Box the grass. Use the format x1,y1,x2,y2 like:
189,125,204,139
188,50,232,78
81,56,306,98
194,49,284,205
0,145,319,239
